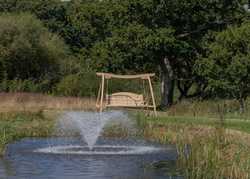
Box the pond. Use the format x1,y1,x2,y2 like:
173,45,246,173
0,111,183,179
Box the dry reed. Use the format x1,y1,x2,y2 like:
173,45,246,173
0,92,96,112
138,120,250,179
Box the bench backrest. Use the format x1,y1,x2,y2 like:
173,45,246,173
106,92,144,107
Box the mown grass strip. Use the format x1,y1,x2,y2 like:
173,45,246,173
139,114,250,134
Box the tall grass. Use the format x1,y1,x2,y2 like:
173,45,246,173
0,92,96,112
136,114,250,179
177,130,250,178
0,111,55,155
164,99,250,120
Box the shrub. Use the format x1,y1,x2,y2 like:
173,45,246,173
0,79,53,93
0,13,69,90
55,71,99,97
5,79,39,92
55,70,155,98
196,22,250,112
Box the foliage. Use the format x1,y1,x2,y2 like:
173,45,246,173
0,79,53,93
55,71,99,97
0,0,248,104
54,70,146,97
66,0,246,105
196,22,250,109
90,24,176,73
0,0,67,34
0,13,70,92
64,0,110,52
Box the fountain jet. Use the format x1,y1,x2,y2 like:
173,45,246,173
57,110,127,149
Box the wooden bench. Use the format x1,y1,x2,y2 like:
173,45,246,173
96,72,157,116
106,92,145,107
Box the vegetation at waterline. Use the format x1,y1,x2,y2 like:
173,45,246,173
136,114,250,179
1,96,250,179
0,111,55,156
0,92,97,156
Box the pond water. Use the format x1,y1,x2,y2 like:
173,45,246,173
0,137,182,179
0,111,183,179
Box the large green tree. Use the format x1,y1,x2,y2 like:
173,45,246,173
0,0,68,35
0,13,69,88
196,22,250,112
88,0,246,107
0,0,246,106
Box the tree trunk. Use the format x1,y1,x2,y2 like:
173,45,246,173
160,57,175,108
177,80,192,101
239,98,245,114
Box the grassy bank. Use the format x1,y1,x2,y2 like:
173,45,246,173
0,92,97,156
1,92,250,178
163,98,250,120
0,111,56,156
136,114,250,179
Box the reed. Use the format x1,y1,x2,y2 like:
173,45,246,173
0,92,97,156
0,111,56,156
136,114,250,179
0,92,96,112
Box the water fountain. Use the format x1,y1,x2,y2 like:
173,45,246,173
2,110,180,179
58,111,121,149
36,110,163,155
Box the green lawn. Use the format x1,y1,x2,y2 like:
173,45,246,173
140,115,250,133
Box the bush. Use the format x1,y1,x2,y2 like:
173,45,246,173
0,79,53,93
196,22,250,111
55,71,154,97
0,13,69,89
54,71,99,97
5,79,39,92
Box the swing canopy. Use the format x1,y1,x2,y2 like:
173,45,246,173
96,73,157,115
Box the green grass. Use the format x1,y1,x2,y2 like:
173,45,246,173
163,98,250,119
0,111,55,156
140,115,250,133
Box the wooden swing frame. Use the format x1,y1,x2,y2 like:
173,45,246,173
96,72,157,116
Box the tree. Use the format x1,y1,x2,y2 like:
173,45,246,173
89,0,246,107
2,0,244,106
0,0,68,35
63,0,112,53
62,0,246,107
90,24,166,73
150,0,246,107
0,13,69,90
196,22,250,112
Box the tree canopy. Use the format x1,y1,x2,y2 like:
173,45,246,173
0,13,69,91
196,22,250,111
0,0,249,107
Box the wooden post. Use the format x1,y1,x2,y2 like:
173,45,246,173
96,83,102,108
147,76,157,116
100,74,105,112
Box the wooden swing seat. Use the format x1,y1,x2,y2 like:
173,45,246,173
106,92,146,107
96,72,157,115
